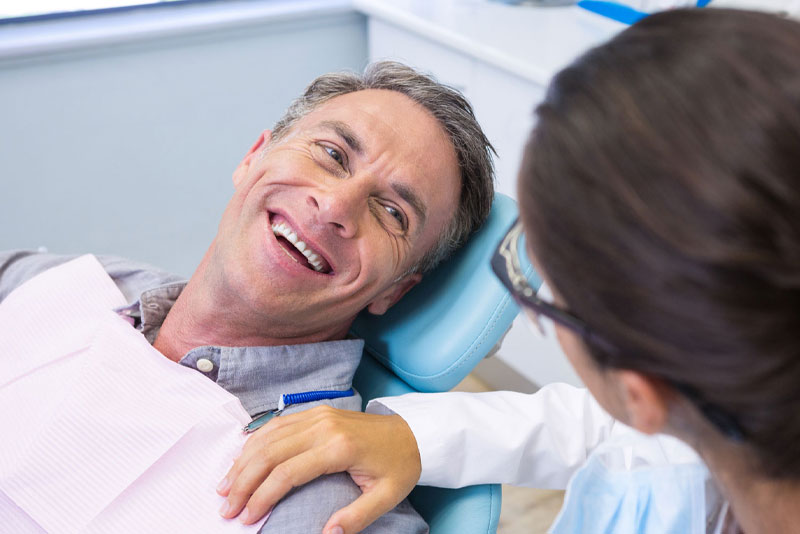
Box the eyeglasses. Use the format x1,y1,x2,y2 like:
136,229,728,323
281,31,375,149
490,218,745,442
490,219,616,353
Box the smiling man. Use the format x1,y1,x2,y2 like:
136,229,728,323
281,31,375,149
157,86,468,358
0,62,495,533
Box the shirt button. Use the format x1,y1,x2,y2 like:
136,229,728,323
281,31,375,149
196,358,214,373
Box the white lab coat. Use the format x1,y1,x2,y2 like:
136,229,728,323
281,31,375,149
368,384,615,489
367,383,729,532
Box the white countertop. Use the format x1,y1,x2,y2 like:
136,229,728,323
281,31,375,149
354,0,626,85
0,0,353,61
2,0,625,83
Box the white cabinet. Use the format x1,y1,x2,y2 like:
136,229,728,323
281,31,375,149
369,18,474,94
468,61,542,199
361,2,624,388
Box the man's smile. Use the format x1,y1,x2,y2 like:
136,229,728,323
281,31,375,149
268,212,333,275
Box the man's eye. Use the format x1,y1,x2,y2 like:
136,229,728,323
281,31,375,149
324,146,344,166
384,205,405,226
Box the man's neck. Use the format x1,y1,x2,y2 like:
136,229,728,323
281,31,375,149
152,251,350,363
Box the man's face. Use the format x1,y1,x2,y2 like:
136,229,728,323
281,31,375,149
213,89,461,341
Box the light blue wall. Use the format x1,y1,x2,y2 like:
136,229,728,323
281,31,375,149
0,7,367,277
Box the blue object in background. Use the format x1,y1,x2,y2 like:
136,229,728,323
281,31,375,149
578,1,710,25
577,1,649,24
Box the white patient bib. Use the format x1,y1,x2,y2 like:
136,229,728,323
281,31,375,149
0,255,265,533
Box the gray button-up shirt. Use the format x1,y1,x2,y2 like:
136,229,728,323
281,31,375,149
0,250,428,534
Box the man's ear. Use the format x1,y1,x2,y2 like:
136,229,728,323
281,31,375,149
366,273,423,316
616,370,672,435
232,130,272,188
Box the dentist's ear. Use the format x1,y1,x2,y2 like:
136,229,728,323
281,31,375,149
616,370,671,435
366,273,423,316
232,130,272,188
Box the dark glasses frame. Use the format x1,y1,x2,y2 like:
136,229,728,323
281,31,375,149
490,219,616,354
490,218,745,442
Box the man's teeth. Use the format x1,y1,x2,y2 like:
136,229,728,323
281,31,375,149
271,221,326,272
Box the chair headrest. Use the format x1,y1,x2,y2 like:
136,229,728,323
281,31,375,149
351,193,537,392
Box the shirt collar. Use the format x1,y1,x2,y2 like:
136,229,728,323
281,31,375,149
117,282,365,416
114,282,184,343
181,339,364,416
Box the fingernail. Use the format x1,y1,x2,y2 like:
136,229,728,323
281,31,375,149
239,508,250,524
329,527,344,534
219,501,231,517
216,478,230,493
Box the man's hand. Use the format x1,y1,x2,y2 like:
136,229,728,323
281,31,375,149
216,406,422,534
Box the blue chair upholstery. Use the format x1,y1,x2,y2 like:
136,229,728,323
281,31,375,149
351,193,522,534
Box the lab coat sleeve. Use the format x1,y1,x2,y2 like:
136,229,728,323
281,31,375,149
366,383,616,489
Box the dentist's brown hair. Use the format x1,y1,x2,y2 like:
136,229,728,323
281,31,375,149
519,8,800,478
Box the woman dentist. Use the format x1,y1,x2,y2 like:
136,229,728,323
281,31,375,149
217,8,800,534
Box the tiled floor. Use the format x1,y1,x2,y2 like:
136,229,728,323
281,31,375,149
497,486,564,534
452,374,564,534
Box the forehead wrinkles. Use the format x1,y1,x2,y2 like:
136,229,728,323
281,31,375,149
313,89,443,156
370,117,458,254
323,97,448,219
306,90,458,241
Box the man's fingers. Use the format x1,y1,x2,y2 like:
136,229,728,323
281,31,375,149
234,450,338,524
322,486,399,534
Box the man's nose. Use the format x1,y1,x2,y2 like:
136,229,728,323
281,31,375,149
307,180,368,239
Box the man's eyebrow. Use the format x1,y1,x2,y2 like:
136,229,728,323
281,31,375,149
392,182,427,228
318,120,426,227
319,120,364,155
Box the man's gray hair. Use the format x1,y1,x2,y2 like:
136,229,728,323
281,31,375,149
272,61,496,274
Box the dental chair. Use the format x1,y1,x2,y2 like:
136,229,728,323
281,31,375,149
351,193,528,534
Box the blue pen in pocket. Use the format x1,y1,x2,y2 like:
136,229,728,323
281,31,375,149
243,388,356,434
